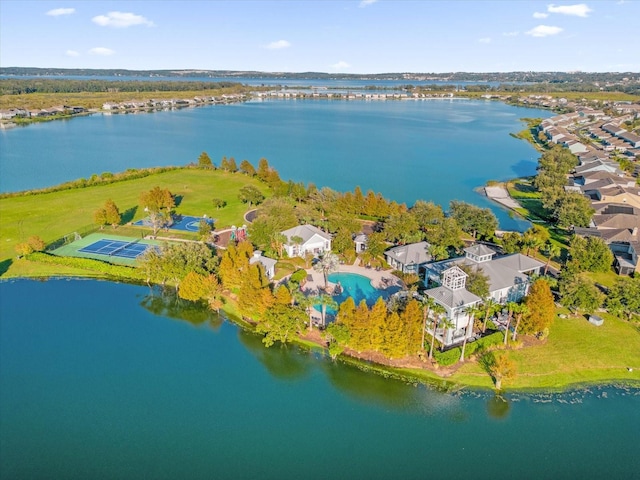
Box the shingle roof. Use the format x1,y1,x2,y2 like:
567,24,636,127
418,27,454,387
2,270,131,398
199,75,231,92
426,285,481,309
281,224,331,244
464,244,497,258
385,241,431,266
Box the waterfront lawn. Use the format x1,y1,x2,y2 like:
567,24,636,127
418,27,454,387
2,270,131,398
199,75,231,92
453,311,640,390
0,168,270,267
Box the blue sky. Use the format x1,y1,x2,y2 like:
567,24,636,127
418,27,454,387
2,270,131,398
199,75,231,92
1,1,638,73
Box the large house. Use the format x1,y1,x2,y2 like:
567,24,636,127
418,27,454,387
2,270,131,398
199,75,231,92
384,241,432,274
281,224,332,258
425,244,544,304
424,266,482,347
422,244,544,346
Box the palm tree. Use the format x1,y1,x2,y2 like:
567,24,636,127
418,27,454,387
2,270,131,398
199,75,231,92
503,301,518,345
438,316,456,353
316,293,338,328
460,303,483,362
418,295,437,354
544,242,561,275
481,298,499,333
511,303,530,341
313,252,340,289
293,290,314,331
428,303,446,361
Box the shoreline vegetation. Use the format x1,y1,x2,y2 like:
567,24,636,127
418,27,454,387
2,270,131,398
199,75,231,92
2,164,638,393
1,78,639,393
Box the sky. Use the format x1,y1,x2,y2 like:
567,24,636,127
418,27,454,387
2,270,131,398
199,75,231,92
1,0,638,73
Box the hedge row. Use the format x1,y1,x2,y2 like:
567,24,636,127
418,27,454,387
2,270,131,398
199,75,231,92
0,165,185,199
27,252,146,281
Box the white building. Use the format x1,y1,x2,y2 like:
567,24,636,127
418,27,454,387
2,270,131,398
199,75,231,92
281,224,332,258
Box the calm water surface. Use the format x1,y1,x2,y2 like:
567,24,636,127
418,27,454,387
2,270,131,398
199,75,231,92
1,279,638,479
0,99,549,230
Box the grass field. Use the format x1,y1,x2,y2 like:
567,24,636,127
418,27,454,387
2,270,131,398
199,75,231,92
0,168,270,266
452,311,640,390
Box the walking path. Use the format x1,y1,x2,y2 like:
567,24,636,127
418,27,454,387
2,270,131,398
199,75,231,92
485,185,521,210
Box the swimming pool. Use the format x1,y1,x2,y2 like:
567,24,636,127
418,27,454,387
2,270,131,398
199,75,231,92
314,272,400,316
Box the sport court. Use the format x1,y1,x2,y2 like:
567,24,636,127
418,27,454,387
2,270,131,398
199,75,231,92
79,238,154,259
133,215,213,232
51,233,161,266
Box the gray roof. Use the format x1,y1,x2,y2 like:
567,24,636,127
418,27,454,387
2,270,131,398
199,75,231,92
281,224,331,244
385,241,431,266
250,254,277,271
464,244,497,258
426,285,481,309
425,253,544,294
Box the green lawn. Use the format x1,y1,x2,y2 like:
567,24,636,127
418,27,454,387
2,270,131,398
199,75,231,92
453,312,640,390
0,168,270,266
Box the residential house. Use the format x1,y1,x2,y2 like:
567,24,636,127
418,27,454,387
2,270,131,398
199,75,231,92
354,233,368,254
424,244,544,305
425,266,481,346
281,224,332,258
384,241,432,274
249,251,277,280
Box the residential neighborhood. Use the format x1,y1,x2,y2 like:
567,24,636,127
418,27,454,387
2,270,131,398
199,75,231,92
538,106,640,274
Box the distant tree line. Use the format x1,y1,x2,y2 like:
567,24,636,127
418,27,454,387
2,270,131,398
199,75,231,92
0,79,245,95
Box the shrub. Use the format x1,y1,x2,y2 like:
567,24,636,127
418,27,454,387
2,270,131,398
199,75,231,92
27,252,146,281
434,347,461,366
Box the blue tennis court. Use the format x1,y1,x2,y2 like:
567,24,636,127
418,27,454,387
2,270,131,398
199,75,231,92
133,215,213,232
79,239,154,259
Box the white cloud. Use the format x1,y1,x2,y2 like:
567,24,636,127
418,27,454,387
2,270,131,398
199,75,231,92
526,25,563,37
533,12,549,18
547,3,592,17
46,8,75,17
89,47,115,56
503,31,519,36
264,40,291,50
359,0,378,7
92,11,154,28
478,37,492,44
66,50,79,57
331,61,350,69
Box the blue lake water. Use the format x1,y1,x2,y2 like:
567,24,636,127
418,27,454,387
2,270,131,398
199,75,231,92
1,279,639,479
0,98,550,230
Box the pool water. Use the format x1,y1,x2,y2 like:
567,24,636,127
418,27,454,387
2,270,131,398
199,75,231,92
314,272,400,315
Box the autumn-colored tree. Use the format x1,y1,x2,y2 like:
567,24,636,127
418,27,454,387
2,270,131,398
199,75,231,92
178,271,207,302
15,242,33,256
94,207,108,229
218,241,253,290
239,159,256,176
522,279,556,336
27,235,46,252
140,186,175,235
401,299,423,355
238,262,272,316
198,151,213,168
368,297,388,351
202,275,223,313
487,352,517,390
350,300,371,352
381,311,406,359
274,284,292,305
104,199,121,228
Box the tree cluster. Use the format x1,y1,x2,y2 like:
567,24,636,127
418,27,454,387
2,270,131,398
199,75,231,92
326,297,423,360
533,146,593,228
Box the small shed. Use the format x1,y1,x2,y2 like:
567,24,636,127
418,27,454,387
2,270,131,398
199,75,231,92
588,315,604,326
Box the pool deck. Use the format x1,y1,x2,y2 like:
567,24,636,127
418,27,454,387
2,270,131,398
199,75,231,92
301,264,403,296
